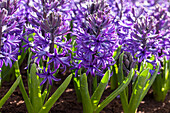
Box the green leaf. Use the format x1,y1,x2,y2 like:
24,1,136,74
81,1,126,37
117,53,129,113
73,76,82,102
144,64,162,100
41,89,47,103
95,69,134,113
29,63,43,112
128,68,150,113
27,52,32,97
38,74,72,113
168,60,170,90
14,61,34,113
80,73,93,113
91,70,110,109
110,64,118,90
140,63,159,101
0,75,21,108
1,63,15,82
113,46,121,60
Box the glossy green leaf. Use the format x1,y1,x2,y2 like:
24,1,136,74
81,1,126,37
95,69,134,113
117,53,129,113
14,61,34,113
80,73,93,113
91,70,110,109
113,46,121,60
110,64,118,90
128,68,150,113
29,63,43,112
140,63,159,101
0,75,21,108
38,74,72,113
27,52,32,97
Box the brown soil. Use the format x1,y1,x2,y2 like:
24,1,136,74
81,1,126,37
0,75,170,113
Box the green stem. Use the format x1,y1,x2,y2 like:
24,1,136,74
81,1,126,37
73,76,82,102
93,75,97,93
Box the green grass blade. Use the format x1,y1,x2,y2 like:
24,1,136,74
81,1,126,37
163,58,169,95
38,74,72,113
91,70,110,109
0,75,21,108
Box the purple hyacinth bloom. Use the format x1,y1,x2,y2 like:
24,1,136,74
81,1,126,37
72,0,119,76
0,0,24,71
23,0,71,28
22,0,72,85
36,65,61,86
122,5,169,67
107,0,170,66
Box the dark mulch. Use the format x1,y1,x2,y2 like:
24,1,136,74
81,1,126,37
0,74,170,113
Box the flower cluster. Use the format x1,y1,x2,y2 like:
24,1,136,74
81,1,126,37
72,0,119,76
108,0,170,67
22,0,72,85
0,0,24,71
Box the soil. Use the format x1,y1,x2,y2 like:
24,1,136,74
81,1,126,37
0,74,170,113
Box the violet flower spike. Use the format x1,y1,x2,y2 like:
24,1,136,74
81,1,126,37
0,0,24,71
72,0,119,76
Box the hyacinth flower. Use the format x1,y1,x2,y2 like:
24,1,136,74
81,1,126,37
106,0,144,90
0,1,21,68
69,1,135,113
122,1,170,66
16,0,73,113
72,0,118,77
23,0,72,85
0,0,25,108
0,0,25,80
114,1,169,113
23,13,71,84
123,14,162,67
148,6,170,102
71,0,119,97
